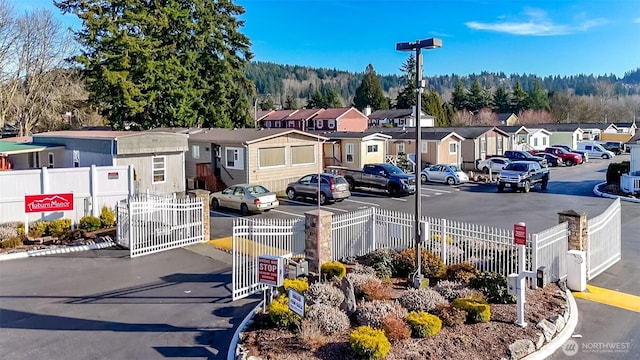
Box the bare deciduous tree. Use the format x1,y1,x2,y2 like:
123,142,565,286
450,110,474,126
474,108,499,126
517,110,555,125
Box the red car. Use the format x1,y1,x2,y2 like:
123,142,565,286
543,147,583,166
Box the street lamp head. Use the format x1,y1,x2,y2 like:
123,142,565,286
395,38,442,52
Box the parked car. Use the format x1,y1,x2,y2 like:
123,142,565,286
533,152,563,167
285,173,350,205
326,163,416,196
497,161,549,193
503,150,548,168
421,164,469,185
601,141,624,155
476,157,511,174
210,184,279,215
543,147,582,166
577,141,615,159
551,144,589,163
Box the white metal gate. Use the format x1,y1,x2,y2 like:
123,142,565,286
587,198,621,279
532,222,569,283
232,217,305,301
116,194,205,258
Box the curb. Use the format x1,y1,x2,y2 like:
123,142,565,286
593,182,640,203
0,240,116,261
522,289,579,360
227,300,264,360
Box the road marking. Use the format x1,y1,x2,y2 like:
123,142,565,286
279,199,349,212
421,194,431,198
344,198,380,206
572,285,640,313
422,187,452,193
391,197,407,202
270,209,305,217
210,210,240,218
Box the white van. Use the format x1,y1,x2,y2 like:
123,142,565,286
577,141,615,159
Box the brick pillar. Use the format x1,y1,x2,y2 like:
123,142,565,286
189,189,210,241
558,209,588,251
304,209,333,273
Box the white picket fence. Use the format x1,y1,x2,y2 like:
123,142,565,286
116,193,205,258
587,198,621,280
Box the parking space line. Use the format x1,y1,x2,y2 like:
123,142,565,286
421,187,452,193
391,197,407,202
344,198,380,206
421,194,431,198
279,199,349,212
270,209,305,217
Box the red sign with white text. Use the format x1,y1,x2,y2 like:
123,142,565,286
25,193,74,213
514,223,527,245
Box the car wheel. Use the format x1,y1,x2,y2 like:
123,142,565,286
541,180,548,190
346,178,355,191
263,209,271,212
565,159,573,166
286,188,296,200
388,185,400,197
319,192,327,205
240,203,250,216
602,154,610,159
421,174,427,183
211,198,220,210
482,167,490,174
523,181,531,193
497,184,505,192
446,177,456,186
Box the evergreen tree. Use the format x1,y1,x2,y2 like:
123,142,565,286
284,93,298,110
468,79,489,112
55,0,254,129
259,96,276,110
526,79,551,111
451,80,468,111
493,86,512,113
353,64,388,111
424,90,448,127
511,81,528,113
306,86,342,109
395,54,416,109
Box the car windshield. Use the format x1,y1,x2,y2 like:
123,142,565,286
504,163,528,172
449,165,461,172
247,185,270,195
380,163,405,175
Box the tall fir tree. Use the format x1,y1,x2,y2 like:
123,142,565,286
468,79,489,112
55,0,254,129
451,80,468,111
284,93,298,110
395,54,416,109
353,64,388,111
511,81,528,114
423,90,448,127
493,86,512,113
526,79,551,111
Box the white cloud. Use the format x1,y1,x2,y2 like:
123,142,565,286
634,17,640,24
465,8,607,36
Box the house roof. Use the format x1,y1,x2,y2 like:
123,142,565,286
0,136,32,143
393,130,465,141
420,126,509,139
496,113,517,122
188,128,328,144
539,123,588,132
260,110,298,121
33,130,136,140
528,128,552,136
313,107,367,120
613,121,637,129
497,125,530,134
315,131,391,141
0,142,47,156
286,108,324,120
255,110,274,121
368,109,434,120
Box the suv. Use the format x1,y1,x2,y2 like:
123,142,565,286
503,150,548,168
602,141,624,155
286,173,350,205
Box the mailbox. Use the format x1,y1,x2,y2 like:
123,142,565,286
536,266,548,288
288,259,309,279
507,273,518,296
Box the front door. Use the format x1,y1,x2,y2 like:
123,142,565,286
213,144,221,177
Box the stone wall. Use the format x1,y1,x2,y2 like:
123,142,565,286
304,209,332,273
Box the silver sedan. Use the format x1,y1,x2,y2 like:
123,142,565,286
210,184,279,215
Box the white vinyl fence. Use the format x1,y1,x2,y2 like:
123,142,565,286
587,198,621,279
0,165,134,224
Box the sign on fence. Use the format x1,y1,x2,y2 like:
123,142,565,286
24,193,74,213
514,223,527,245
258,255,284,287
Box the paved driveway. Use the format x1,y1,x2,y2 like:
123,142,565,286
0,245,257,360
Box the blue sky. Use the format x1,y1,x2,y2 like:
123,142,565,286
15,0,640,77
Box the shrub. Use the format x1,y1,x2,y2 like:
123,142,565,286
79,216,102,232
398,288,447,313
446,262,478,284
0,223,18,241
349,326,391,360
347,273,381,298
606,161,630,185
469,272,515,304
279,278,309,295
394,248,446,278
61,229,87,242
381,314,410,342
452,298,491,323
306,282,345,307
1,236,23,249
46,218,72,237
306,304,350,335
28,221,49,238
350,263,377,276
299,320,328,350
17,222,25,236
457,288,485,301
360,279,393,301
406,311,442,338
433,280,465,302
268,295,301,328
355,300,407,328
100,206,116,228
434,304,466,327
321,261,347,280
359,249,398,278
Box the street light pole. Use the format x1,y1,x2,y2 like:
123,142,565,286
396,38,442,287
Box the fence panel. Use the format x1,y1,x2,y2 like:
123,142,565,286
587,198,621,279
331,208,375,261
533,222,569,282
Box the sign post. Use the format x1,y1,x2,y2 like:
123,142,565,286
513,222,533,327
258,255,284,312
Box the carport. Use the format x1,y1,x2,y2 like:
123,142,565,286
0,142,48,170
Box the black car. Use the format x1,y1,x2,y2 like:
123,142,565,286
533,152,563,167
602,141,624,155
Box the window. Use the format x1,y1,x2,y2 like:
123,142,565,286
449,142,457,154
422,141,428,153
346,143,354,163
275,120,281,128
396,142,405,155
534,138,538,147
47,153,54,168
291,145,315,165
288,121,295,128
73,150,80,168
258,147,285,168
328,120,335,129
265,121,271,128
152,156,166,183
497,137,503,153
316,120,324,129
191,145,200,159
29,152,40,168
480,138,487,152
367,144,378,153
225,147,244,170
542,137,547,146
